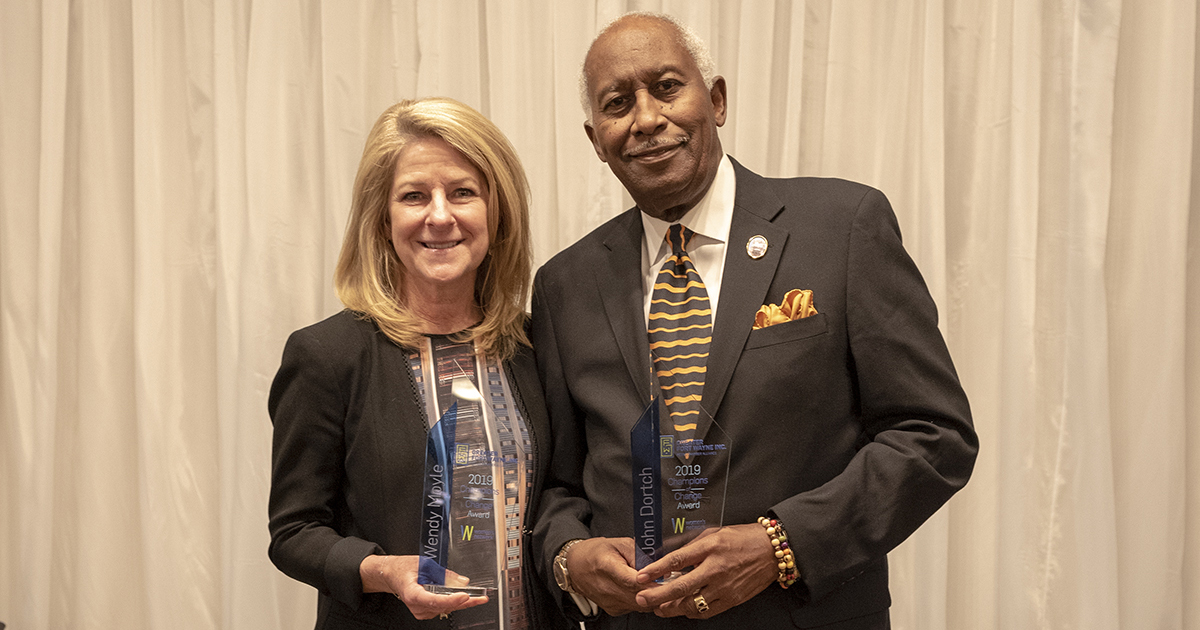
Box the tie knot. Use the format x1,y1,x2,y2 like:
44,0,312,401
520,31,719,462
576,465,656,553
666,224,694,256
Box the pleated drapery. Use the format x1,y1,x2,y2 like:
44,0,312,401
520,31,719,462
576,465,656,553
2,1,1198,629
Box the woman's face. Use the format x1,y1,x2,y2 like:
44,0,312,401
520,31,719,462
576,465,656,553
388,136,490,302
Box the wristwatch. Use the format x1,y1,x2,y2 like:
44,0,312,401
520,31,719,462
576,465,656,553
552,538,585,594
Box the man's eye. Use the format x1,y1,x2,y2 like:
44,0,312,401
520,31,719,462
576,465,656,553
657,79,680,92
603,95,628,111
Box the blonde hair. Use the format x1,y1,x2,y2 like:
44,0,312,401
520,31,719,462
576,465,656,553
334,97,532,360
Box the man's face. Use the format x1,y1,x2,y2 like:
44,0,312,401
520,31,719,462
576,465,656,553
583,17,727,221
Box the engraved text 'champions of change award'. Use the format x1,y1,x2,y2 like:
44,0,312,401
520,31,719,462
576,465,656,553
630,397,731,571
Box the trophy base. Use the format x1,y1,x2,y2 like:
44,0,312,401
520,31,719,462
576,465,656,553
423,584,497,598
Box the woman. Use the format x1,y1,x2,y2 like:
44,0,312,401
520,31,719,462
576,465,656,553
269,97,564,629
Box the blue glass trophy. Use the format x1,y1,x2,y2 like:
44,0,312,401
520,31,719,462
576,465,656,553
419,374,526,607
630,396,731,571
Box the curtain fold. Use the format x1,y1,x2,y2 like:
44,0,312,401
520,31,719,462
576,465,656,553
2,1,1197,628
1108,0,1195,627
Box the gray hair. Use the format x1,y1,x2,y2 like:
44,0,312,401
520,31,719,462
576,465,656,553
579,12,717,125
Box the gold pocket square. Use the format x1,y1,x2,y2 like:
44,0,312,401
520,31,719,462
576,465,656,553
753,289,818,330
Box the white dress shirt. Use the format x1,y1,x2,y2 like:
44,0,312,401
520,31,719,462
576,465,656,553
639,154,737,325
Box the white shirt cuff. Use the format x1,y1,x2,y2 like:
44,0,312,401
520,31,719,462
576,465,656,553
569,592,599,617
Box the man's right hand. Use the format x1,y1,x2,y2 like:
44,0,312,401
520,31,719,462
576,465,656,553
565,537,652,616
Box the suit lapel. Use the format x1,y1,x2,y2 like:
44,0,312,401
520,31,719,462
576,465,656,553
595,209,654,404
700,160,787,429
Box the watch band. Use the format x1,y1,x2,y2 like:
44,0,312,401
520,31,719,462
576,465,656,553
554,538,585,594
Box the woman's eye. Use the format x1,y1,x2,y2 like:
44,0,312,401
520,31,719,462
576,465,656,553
400,191,423,202
453,188,477,198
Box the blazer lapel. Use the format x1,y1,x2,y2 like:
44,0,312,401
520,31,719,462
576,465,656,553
700,160,787,429
595,209,655,405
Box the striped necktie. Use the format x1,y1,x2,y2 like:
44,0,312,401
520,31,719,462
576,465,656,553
648,224,712,448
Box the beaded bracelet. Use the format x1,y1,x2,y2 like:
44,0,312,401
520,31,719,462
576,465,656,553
758,515,798,589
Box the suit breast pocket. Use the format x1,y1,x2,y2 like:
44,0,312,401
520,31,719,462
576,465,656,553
744,312,829,350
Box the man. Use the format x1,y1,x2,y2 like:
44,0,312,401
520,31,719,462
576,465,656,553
531,12,977,630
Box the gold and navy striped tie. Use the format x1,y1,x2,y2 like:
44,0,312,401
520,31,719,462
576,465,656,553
648,224,712,449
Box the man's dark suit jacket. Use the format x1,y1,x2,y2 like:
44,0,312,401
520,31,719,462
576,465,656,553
268,310,567,630
530,159,977,629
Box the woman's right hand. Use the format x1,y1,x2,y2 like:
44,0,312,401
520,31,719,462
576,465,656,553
359,554,489,619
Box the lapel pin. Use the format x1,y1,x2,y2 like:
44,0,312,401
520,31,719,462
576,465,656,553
746,235,768,259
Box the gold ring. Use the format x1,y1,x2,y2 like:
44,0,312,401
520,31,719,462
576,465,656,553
693,593,709,614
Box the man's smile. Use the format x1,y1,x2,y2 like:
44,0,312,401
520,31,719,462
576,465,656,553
624,136,689,161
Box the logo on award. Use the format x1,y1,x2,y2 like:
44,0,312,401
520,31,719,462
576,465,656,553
455,444,470,465
462,525,474,541
673,517,686,534
660,435,674,458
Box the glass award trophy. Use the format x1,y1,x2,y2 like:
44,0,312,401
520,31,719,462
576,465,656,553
419,371,526,612
630,396,731,572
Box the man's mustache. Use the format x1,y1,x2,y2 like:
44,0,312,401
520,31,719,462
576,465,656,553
624,135,689,159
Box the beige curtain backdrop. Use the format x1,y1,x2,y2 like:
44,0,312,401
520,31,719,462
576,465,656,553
2,0,1197,628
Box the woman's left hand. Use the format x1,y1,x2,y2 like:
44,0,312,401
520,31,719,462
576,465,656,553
360,554,489,619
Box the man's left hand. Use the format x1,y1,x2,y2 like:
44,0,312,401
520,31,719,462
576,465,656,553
633,523,779,618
